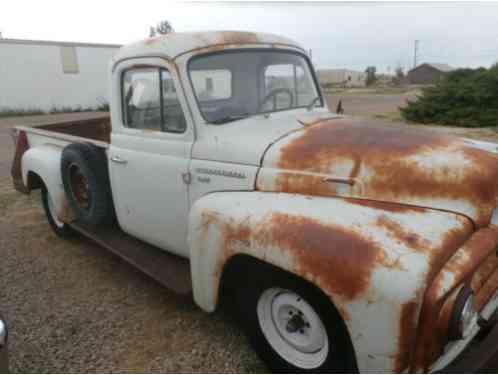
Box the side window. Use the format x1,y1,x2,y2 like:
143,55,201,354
123,68,162,131
122,67,186,133
190,69,232,101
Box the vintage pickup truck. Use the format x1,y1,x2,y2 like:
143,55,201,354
10,31,498,373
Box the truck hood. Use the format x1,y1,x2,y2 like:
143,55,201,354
192,109,338,166
257,116,498,227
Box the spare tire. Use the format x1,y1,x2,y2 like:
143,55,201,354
61,143,114,226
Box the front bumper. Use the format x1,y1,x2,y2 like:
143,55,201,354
438,319,498,373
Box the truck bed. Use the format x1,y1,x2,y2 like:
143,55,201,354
37,115,111,143
16,113,111,147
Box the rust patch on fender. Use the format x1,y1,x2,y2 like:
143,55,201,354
395,301,419,372
376,215,431,250
411,220,478,371
264,213,385,301
475,268,498,311
471,253,498,297
204,209,389,319
441,227,498,287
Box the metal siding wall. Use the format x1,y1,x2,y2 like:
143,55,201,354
0,43,118,110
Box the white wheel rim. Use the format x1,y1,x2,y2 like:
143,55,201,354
257,288,329,369
47,192,64,228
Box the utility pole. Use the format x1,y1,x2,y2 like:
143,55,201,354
413,40,419,69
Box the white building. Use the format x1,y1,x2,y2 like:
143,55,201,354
317,68,366,88
0,38,120,111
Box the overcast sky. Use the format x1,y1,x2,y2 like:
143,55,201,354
1,1,497,73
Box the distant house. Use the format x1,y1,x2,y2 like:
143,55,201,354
317,69,366,88
0,38,120,111
407,63,454,85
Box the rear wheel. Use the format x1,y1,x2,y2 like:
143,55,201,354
61,143,114,226
41,186,74,238
238,266,357,373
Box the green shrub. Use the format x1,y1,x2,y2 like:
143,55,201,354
400,64,498,127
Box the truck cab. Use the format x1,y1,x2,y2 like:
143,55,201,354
107,31,324,257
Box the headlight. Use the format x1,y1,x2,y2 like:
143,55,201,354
0,319,6,348
449,287,478,340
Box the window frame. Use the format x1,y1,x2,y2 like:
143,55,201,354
120,66,187,134
187,48,324,124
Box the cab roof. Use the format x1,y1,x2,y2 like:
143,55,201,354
112,31,305,64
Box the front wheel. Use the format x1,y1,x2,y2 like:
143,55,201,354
41,186,74,238
238,267,357,373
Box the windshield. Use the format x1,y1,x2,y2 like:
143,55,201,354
188,50,322,124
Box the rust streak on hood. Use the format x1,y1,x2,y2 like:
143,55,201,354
258,116,498,227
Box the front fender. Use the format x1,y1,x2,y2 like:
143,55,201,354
188,192,472,372
21,145,72,222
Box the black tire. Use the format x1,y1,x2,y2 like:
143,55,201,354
238,265,357,373
41,186,75,238
61,143,114,226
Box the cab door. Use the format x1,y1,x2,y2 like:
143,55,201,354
108,58,194,258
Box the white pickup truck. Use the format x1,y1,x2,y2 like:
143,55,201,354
10,31,498,373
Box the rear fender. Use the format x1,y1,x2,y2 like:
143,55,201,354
188,192,472,372
21,145,74,222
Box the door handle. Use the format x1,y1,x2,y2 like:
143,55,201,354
110,156,128,165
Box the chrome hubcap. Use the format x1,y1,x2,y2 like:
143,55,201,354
257,288,329,369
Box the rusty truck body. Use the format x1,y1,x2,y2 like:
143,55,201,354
10,31,498,373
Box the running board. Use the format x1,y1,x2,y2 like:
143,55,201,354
70,223,192,295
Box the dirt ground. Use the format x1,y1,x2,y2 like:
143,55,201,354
0,97,497,373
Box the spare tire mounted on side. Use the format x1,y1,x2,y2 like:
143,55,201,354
61,143,114,226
